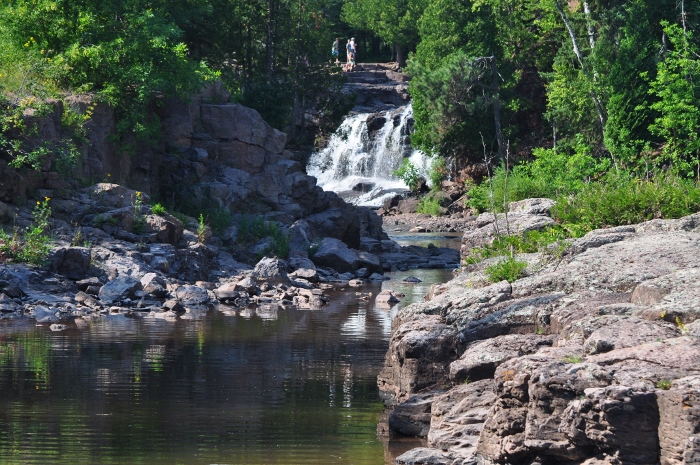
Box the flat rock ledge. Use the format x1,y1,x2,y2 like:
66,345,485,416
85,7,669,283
381,209,700,465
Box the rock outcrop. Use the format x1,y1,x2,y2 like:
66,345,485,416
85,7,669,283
381,205,700,464
0,87,387,259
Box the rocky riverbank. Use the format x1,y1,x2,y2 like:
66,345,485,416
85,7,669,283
381,199,700,465
0,182,463,324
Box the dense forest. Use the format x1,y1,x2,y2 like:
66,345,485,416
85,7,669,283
1,0,700,219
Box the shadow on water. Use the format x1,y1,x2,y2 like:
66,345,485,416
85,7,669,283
0,269,456,465
0,228,462,465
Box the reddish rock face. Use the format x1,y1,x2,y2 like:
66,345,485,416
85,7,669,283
383,212,700,464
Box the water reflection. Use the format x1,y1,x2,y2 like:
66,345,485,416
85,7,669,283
0,267,453,464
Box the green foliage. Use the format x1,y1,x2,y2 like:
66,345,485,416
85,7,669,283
0,97,80,172
0,198,52,265
132,191,145,234
485,256,527,283
408,51,498,160
647,22,700,178
656,379,672,390
341,0,425,49
236,216,290,259
197,214,207,244
563,354,584,364
468,141,608,212
428,156,446,189
151,203,167,216
394,158,421,191
465,226,573,265
552,172,700,232
416,194,442,216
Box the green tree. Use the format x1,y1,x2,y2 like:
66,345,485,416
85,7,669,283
648,22,700,179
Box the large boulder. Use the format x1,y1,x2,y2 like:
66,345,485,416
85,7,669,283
49,247,91,280
98,276,142,304
253,257,290,284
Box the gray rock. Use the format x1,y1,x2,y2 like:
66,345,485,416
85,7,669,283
140,273,167,298
98,276,142,304
253,257,289,284
32,306,59,323
428,380,496,462
174,285,210,306
395,448,452,465
50,247,91,280
310,237,361,273
508,198,556,215
389,392,438,437
214,282,240,301
375,290,400,307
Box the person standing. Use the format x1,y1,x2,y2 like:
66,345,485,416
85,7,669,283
332,38,339,64
346,38,353,64
350,37,357,61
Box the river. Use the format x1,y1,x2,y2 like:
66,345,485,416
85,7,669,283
0,262,456,465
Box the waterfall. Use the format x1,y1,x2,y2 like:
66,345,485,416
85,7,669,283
307,104,431,207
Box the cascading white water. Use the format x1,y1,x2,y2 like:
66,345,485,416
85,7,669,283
307,104,431,206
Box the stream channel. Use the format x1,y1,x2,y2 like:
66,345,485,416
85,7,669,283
0,234,459,465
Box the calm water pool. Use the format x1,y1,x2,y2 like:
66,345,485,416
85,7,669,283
0,268,454,465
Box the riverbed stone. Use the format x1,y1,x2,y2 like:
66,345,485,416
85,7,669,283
50,246,91,280
253,257,290,284
98,276,142,304
174,285,210,306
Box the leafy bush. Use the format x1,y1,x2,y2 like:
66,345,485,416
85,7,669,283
468,140,608,212
416,194,443,216
394,158,421,191
151,203,167,215
485,256,527,283
0,198,52,265
236,216,289,259
465,226,573,265
428,156,447,189
553,172,700,232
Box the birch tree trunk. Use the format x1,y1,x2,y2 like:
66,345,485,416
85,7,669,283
553,0,607,130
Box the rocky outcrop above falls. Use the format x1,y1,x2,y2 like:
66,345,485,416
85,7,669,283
381,205,700,464
343,63,410,113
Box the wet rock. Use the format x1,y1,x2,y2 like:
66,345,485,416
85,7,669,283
98,276,142,304
375,290,401,307
403,276,422,283
50,324,68,331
